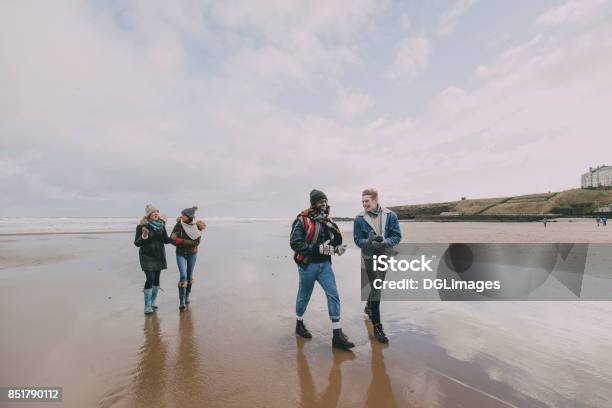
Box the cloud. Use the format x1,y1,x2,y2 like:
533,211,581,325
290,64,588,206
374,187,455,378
474,35,542,80
210,0,383,85
386,34,431,81
399,12,411,31
0,0,388,216
536,0,607,26
378,19,612,201
0,0,611,217
438,0,478,36
336,88,375,118
387,1,477,83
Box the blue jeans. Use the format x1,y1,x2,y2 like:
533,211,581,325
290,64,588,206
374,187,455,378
296,261,340,322
176,252,197,282
143,270,160,289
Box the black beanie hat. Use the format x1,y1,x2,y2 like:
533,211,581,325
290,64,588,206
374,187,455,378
309,189,327,206
181,206,198,219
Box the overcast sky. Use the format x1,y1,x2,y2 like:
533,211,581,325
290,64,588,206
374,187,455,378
1,0,611,218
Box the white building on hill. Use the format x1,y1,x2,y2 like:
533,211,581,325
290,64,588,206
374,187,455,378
581,165,612,188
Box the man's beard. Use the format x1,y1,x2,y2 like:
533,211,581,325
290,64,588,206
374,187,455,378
313,205,330,218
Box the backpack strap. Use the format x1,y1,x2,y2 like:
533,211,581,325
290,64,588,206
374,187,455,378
302,216,321,245
294,216,322,265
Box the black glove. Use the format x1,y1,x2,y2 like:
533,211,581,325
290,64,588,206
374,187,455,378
373,235,384,243
367,231,377,244
370,241,384,251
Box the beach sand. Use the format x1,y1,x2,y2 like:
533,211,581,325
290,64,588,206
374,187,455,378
1,219,612,407
396,218,612,243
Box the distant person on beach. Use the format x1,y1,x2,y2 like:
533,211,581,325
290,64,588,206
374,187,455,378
603,216,608,227
353,188,402,343
290,189,353,350
134,204,172,315
542,217,548,228
596,217,601,226
171,206,206,311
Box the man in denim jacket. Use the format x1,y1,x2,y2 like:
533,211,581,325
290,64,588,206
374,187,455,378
353,188,402,343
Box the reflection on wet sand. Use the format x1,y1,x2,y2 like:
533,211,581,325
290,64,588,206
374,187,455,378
5,224,611,407
132,314,168,407
364,320,397,408
296,338,355,407
129,311,208,408
171,311,207,407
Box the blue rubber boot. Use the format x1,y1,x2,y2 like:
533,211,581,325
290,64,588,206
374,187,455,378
151,286,159,310
144,289,154,314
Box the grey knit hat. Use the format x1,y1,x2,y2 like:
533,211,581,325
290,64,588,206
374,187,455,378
145,204,159,217
309,189,327,206
181,206,198,219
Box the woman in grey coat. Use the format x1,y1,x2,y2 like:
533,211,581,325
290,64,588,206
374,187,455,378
134,204,172,314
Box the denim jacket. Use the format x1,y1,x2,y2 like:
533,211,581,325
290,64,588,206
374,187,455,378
353,207,402,257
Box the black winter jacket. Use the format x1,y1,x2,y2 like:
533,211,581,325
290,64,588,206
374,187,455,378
134,217,171,271
290,216,343,265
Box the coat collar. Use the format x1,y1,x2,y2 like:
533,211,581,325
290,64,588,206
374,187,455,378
357,206,391,217
358,206,390,233
139,215,166,226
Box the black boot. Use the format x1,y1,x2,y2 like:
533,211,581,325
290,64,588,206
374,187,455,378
373,323,389,343
364,301,371,319
178,283,186,311
295,320,312,339
185,280,192,304
332,329,355,350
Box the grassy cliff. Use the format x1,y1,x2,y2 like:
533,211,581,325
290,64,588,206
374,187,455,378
389,189,612,220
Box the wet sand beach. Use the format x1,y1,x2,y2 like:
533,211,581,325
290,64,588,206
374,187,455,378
1,219,612,407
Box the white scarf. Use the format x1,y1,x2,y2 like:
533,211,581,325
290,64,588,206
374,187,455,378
364,206,383,236
181,220,202,240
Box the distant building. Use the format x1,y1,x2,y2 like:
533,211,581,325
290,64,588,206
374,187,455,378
581,165,612,188
596,204,612,213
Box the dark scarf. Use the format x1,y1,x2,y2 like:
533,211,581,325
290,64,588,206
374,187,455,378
147,218,164,231
298,207,341,236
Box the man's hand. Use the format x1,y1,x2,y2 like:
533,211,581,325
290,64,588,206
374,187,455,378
319,240,333,256
334,244,347,256
370,241,384,251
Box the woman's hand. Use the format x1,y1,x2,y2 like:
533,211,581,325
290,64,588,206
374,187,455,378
196,220,206,231
141,226,150,239
170,232,184,245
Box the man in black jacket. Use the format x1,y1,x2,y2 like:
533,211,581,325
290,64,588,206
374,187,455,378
290,189,354,350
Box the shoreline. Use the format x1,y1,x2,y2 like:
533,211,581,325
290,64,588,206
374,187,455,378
0,230,133,237
0,217,602,237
